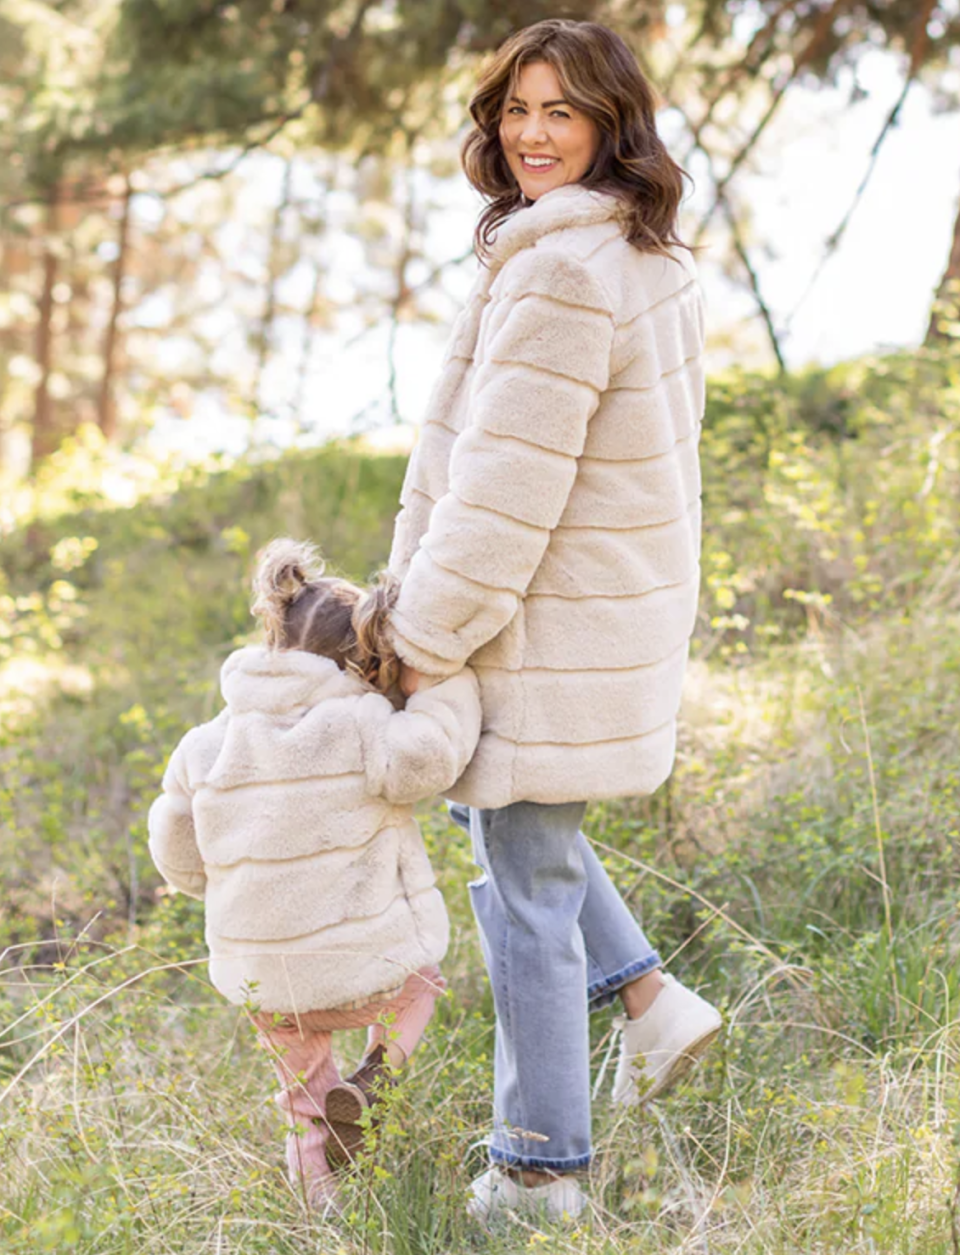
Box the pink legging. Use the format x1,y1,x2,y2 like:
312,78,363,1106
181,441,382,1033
253,967,444,1205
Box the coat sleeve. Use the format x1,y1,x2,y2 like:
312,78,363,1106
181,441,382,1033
359,669,482,806
388,249,615,676
147,738,207,900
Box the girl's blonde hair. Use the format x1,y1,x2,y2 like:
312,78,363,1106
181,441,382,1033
250,538,402,695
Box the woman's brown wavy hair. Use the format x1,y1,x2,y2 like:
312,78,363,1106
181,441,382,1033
462,19,694,260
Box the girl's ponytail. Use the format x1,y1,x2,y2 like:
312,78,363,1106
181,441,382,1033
251,539,324,649
350,573,402,695
251,538,401,696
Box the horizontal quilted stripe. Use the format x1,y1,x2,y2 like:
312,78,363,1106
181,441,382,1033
561,437,701,529
610,293,702,390
529,504,701,597
487,292,612,391
401,421,458,505
451,426,579,530
421,496,550,594
462,579,699,673
209,886,449,1013
207,828,412,941
207,704,366,789
617,274,700,331
584,361,704,461
468,360,596,456
520,576,699,670
494,239,615,312
447,721,679,809
477,645,688,744
193,776,392,864
590,235,696,324
449,297,489,360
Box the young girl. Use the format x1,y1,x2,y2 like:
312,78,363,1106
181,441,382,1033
147,539,481,1207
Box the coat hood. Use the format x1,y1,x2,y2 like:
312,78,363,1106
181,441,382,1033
219,645,364,715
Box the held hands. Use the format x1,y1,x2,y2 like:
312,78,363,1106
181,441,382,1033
399,663,423,697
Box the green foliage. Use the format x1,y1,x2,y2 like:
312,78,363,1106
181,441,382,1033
690,0,958,90
12,0,617,170
0,437,407,945
3,343,959,953
699,345,960,655
3,344,960,1250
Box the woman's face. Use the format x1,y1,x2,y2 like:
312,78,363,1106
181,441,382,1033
498,60,601,202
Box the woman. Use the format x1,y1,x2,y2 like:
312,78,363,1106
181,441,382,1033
386,19,721,1222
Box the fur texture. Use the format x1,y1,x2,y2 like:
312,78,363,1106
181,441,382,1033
388,184,705,807
147,647,481,1013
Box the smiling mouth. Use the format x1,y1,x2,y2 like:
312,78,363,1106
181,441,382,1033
520,155,560,171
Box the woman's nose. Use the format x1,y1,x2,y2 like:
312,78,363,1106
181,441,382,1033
519,112,548,145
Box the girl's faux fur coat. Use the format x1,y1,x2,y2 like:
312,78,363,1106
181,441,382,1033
147,646,480,1014
388,184,706,809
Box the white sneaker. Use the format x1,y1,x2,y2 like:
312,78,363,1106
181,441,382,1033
611,973,722,1107
467,1166,588,1225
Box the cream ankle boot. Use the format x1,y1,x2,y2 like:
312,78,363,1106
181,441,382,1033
611,974,722,1106
467,1166,589,1225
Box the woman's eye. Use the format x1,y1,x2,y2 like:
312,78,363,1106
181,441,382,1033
508,106,526,115
551,111,571,119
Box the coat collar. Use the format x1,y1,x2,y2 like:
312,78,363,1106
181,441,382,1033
486,184,623,275
448,185,622,361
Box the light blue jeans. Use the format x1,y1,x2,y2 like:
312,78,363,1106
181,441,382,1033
449,801,662,1172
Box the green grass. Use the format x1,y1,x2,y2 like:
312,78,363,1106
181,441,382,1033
3,348,960,1251
3,603,960,1253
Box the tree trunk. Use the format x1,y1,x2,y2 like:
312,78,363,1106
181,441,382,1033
253,157,293,416
925,186,960,346
30,184,60,470
98,175,134,440
295,256,324,430
0,329,13,473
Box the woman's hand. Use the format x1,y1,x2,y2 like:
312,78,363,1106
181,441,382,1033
400,663,423,697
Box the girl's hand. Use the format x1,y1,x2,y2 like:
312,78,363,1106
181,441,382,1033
400,663,423,697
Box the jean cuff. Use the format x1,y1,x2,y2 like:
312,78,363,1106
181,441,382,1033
489,1146,592,1172
587,953,663,1011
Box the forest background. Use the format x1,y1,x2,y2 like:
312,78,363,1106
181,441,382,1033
2,1,960,1252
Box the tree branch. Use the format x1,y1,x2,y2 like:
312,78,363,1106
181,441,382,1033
721,194,787,372
677,0,805,167
636,53,788,372
310,0,377,103
253,156,294,416
385,145,419,424
1,2,379,223
782,0,937,333
0,111,302,225
97,174,134,440
693,0,855,246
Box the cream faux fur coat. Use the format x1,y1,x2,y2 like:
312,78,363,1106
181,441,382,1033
147,646,481,1013
388,184,705,809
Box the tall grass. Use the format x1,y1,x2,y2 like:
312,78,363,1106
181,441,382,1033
3,347,960,1250
3,598,959,1253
